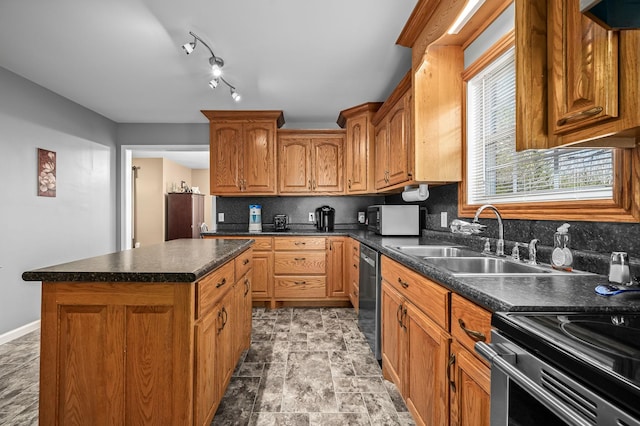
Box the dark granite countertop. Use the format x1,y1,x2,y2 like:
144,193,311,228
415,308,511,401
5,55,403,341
203,229,640,313
22,239,253,283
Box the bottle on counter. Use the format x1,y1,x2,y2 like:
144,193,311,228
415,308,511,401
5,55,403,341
551,223,573,270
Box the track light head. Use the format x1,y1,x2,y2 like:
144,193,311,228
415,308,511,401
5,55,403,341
209,56,224,78
182,42,195,54
230,87,241,102
209,78,219,89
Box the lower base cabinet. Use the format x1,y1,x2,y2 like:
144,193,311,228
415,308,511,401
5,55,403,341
449,341,491,426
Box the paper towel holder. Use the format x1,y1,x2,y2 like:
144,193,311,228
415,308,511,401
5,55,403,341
402,184,429,202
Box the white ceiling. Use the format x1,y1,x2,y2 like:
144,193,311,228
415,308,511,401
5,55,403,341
0,0,417,126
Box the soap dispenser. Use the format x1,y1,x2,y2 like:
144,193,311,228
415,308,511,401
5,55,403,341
551,223,573,270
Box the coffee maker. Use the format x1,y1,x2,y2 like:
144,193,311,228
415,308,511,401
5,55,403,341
315,206,335,232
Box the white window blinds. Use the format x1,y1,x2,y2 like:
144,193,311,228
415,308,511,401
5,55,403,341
466,46,613,205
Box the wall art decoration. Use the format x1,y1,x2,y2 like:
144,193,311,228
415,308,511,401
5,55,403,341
38,148,56,197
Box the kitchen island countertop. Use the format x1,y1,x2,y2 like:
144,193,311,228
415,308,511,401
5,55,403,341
22,238,253,283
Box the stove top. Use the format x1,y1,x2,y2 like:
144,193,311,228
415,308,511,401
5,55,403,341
493,311,640,419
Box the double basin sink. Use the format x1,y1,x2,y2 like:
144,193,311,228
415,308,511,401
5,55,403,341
388,244,585,277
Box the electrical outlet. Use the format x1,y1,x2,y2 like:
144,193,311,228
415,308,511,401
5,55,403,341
358,211,365,224
308,212,315,222
440,211,448,228
218,212,225,223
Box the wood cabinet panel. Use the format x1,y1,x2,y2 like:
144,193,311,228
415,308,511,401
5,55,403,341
278,137,312,193
251,236,273,251
234,248,253,280
381,256,450,330
327,237,347,298
374,120,389,189
274,236,326,251
274,252,326,275
251,251,273,299
197,261,235,318
243,122,277,193
194,309,218,426
210,123,242,193
405,303,451,426
387,96,411,186
451,294,491,358
274,276,326,298
381,282,404,389
449,341,491,426
313,137,344,192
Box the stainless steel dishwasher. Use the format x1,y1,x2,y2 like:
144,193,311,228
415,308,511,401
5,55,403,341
358,244,381,360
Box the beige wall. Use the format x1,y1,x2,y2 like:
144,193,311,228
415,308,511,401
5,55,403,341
192,169,212,230
132,158,164,247
133,157,210,244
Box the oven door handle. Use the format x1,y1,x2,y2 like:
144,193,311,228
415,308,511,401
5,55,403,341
475,342,592,426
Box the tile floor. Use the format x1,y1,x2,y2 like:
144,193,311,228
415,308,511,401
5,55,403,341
0,307,415,426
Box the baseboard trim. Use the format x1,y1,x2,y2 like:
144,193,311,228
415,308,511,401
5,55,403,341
0,320,40,345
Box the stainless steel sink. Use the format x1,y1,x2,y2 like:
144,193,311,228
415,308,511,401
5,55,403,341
392,246,479,258
422,256,563,276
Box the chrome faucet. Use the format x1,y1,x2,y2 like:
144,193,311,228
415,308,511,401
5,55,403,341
473,204,504,256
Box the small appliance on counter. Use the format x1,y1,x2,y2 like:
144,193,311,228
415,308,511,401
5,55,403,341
248,204,262,233
315,206,335,232
273,214,289,232
367,205,419,235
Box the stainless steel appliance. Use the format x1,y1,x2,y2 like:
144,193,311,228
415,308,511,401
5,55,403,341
273,214,288,232
358,244,381,361
476,312,640,426
315,205,335,232
367,205,419,235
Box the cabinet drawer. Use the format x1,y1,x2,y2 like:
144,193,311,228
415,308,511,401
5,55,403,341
234,248,253,279
197,261,234,318
274,252,326,275
251,237,273,251
274,237,326,251
381,256,450,330
274,277,326,298
451,293,491,355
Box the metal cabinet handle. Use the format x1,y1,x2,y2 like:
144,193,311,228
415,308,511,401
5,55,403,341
398,277,409,289
353,263,357,269
242,259,250,265
217,308,227,335
294,281,307,285
447,353,456,391
244,278,250,296
458,318,486,342
294,257,306,261
308,179,312,190
294,242,306,246
556,106,603,126
402,306,407,330
216,277,227,288
396,304,403,327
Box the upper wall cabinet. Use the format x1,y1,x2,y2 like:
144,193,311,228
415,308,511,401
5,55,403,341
337,102,382,194
277,130,345,195
516,0,640,150
202,111,284,195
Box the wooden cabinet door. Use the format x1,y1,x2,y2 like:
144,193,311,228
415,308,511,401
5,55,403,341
278,137,312,193
374,121,389,189
548,0,618,136
449,341,491,426
243,122,277,194
210,123,242,194
387,94,411,186
194,309,218,426
327,237,347,298
251,251,273,299
345,115,369,193
404,303,450,426
381,282,404,391
312,136,344,193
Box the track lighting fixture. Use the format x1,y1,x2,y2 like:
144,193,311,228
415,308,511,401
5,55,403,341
182,31,241,101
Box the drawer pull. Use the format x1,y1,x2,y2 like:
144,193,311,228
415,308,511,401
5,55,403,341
294,242,306,246
447,353,456,392
556,106,603,126
294,257,306,261
396,304,403,326
398,277,409,289
353,264,357,268
458,318,486,342
217,307,228,334
216,277,227,288
294,281,307,285
242,259,250,265
244,278,250,296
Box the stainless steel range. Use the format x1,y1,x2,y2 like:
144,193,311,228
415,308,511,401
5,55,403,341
476,312,640,426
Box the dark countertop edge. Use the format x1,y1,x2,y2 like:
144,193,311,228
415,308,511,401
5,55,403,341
22,240,253,283
204,230,640,314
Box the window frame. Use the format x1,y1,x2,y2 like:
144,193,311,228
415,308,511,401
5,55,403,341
458,30,639,223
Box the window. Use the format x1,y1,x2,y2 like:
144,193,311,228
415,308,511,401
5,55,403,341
466,45,614,206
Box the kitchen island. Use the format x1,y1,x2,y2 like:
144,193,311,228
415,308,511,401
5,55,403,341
23,238,254,426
